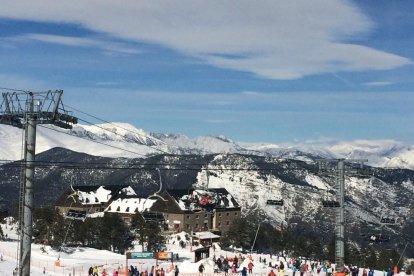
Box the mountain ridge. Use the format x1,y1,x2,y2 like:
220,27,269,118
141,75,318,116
1,123,414,169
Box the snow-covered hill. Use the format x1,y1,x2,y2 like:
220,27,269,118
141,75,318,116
1,123,414,169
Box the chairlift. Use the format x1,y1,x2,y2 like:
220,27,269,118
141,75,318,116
266,199,284,206
380,215,396,225
365,233,390,243
322,200,340,208
321,190,340,208
64,209,87,221
266,173,284,206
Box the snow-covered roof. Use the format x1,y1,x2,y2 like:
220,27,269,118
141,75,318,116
105,197,156,214
75,185,136,205
192,231,220,240
169,188,239,211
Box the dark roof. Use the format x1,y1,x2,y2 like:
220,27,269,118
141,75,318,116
193,247,210,253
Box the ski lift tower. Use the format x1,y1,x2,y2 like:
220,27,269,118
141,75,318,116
0,90,77,276
318,159,367,273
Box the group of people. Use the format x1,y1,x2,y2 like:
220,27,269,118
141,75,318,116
126,264,180,276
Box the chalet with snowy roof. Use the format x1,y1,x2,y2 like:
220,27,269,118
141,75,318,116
104,196,159,224
150,188,241,234
56,185,137,219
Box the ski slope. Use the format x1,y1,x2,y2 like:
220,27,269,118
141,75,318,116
1,220,411,276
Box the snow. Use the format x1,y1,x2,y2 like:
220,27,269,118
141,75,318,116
305,174,329,190
3,123,414,169
106,198,156,213
0,219,411,276
192,231,220,240
77,186,137,205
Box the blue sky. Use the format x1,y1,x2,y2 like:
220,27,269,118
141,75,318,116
0,0,413,143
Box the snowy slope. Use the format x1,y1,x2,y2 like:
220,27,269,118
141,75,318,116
0,123,168,160
1,219,407,276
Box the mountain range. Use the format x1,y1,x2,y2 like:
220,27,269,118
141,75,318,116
1,123,414,169
0,122,413,256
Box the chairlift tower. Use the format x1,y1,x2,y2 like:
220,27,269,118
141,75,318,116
318,159,367,273
0,90,77,276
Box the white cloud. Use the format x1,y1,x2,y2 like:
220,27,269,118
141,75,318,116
364,81,394,87
1,0,410,79
11,33,141,54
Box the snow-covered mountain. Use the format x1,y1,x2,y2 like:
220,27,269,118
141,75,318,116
245,140,414,169
1,148,413,255
1,123,414,169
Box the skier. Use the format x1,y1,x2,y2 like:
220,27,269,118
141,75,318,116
89,266,94,276
279,261,285,276
248,261,254,274
198,263,205,276
174,265,179,276
369,268,375,276
268,269,277,276
242,267,248,276
223,259,229,275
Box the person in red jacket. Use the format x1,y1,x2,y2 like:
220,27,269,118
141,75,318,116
248,262,254,274
268,269,277,276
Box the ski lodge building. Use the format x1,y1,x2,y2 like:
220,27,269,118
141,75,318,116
55,186,241,235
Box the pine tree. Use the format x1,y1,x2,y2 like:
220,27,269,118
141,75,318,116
325,235,336,262
130,213,147,251
145,221,165,252
364,247,377,268
0,224,4,240
98,213,132,253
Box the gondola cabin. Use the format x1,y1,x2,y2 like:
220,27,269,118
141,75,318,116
266,199,284,206
322,200,340,208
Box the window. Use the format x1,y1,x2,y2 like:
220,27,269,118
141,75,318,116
195,223,199,228
226,221,230,225
226,212,229,216
186,215,190,219
234,212,238,216
219,213,222,217
134,208,138,213
204,223,208,228
116,206,120,211
108,206,111,211
196,215,199,219
186,224,190,229
218,222,221,226
204,214,208,218
125,207,130,212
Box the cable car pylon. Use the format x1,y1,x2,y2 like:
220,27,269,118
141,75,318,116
317,158,367,273
0,90,77,276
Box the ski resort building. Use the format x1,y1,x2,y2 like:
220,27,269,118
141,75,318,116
55,186,241,235
150,188,241,234
55,185,157,223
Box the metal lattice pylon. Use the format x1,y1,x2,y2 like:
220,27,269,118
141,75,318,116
0,90,77,276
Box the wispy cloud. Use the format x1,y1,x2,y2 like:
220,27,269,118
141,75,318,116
0,1,410,80
364,81,394,87
241,91,265,96
10,33,141,54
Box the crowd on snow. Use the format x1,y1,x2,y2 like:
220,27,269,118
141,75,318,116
87,264,180,276
84,253,412,276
